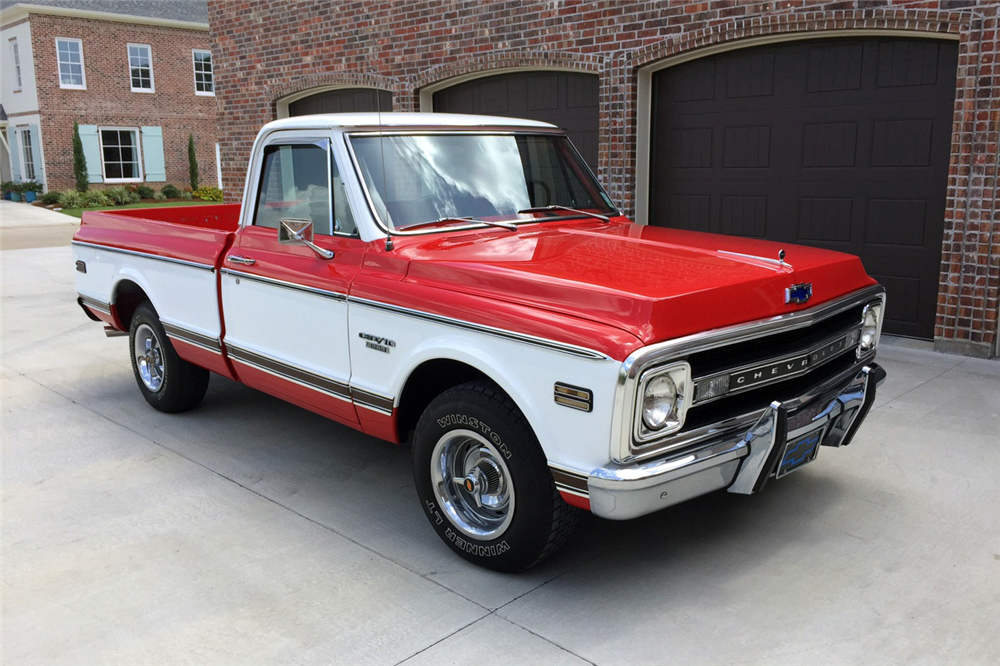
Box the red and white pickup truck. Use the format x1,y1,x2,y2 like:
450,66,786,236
73,113,887,571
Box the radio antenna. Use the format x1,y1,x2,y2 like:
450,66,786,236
376,82,393,251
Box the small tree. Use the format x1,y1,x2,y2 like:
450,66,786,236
187,134,199,190
72,122,89,193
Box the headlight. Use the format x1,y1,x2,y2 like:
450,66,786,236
858,300,883,355
637,362,692,440
642,374,678,430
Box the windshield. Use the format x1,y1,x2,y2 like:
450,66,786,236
349,132,616,231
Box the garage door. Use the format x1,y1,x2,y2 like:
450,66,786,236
288,88,393,116
432,71,599,169
649,38,957,339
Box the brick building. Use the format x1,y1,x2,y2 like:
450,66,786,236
0,0,218,193
209,0,998,357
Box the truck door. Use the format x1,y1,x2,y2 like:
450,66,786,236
221,136,365,425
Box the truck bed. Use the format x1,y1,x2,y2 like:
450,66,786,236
75,204,241,269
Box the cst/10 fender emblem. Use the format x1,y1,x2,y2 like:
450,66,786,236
785,283,812,305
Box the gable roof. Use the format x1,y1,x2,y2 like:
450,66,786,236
0,0,208,28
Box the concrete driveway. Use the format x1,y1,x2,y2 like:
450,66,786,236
2,208,998,665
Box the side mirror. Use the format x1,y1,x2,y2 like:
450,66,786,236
278,218,334,259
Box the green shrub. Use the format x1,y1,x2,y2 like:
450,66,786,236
82,190,112,208
40,191,61,205
105,186,134,205
136,185,155,199
58,190,84,208
193,186,223,202
188,134,199,190
72,122,89,193
180,190,193,200
153,191,167,201
160,184,180,198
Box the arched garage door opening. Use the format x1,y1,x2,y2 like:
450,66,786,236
431,71,599,169
286,88,393,116
648,37,958,339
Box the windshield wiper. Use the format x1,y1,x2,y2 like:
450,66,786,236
517,205,610,223
405,216,517,232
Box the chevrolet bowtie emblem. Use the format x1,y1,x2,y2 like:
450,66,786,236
785,283,812,305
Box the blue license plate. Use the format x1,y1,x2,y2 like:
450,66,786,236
776,429,823,478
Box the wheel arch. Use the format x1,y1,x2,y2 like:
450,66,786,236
395,358,491,444
111,275,154,330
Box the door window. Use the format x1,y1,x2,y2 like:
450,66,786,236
253,141,332,235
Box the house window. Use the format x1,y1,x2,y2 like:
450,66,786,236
128,43,154,92
100,128,142,181
192,49,214,95
10,38,22,90
21,128,36,180
55,37,85,89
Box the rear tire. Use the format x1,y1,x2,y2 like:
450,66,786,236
129,303,209,413
412,380,578,572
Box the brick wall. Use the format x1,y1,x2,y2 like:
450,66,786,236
208,0,999,357
27,14,217,192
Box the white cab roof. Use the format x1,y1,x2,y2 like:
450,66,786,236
260,112,558,133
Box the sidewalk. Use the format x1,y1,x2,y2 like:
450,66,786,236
0,200,79,250
0,199,78,228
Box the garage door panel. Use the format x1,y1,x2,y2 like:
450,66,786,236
433,71,599,168
807,43,864,93
288,88,392,116
650,37,957,339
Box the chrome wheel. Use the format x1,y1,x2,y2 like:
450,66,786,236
133,323,164,392
430,429,514,539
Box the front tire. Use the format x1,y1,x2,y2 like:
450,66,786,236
129,303,209,413
412,380,578,572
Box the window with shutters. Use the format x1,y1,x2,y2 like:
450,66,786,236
55,37,85,89
99,128,142,182
128,44,154,92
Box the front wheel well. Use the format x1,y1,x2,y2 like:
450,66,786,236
113,280,151,330
396,359,491,444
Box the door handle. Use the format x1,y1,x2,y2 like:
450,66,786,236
227,255,256,266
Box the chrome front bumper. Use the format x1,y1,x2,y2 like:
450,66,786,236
588,363,886,520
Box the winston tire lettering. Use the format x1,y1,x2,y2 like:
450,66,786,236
444,528,511,557
436,414,512,459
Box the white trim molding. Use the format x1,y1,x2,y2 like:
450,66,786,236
1,3,208,31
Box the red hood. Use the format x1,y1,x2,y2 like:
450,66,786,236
393,220,875,345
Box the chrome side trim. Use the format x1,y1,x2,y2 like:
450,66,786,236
221,268,348,301
227,344,353,402
78,294,111,315
72,240,215,272
610,285,886,464
549,464,590,498
226,344,397,415
347,296,611,361
162,322,222,354
351,388,394,415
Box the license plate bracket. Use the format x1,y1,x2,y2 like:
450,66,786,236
776,428,824,478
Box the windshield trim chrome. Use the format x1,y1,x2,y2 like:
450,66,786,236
343,129,619,237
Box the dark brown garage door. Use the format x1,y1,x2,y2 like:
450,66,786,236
649,38,957,339
432,71,599,169
288,88,393,116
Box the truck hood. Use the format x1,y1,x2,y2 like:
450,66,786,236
396,220,876,344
